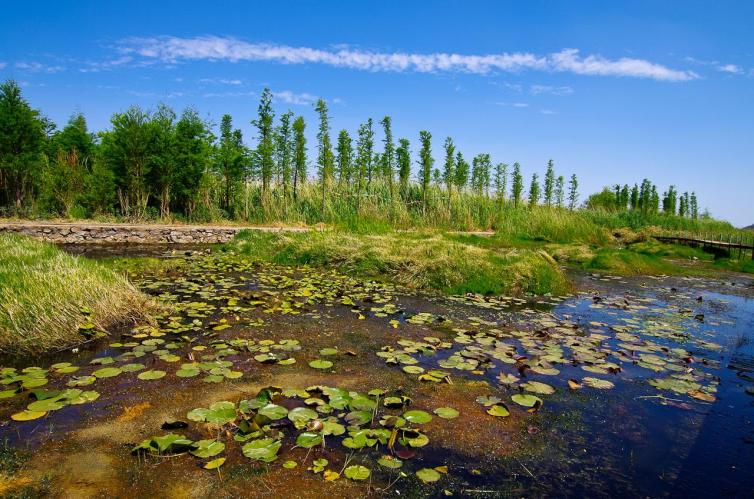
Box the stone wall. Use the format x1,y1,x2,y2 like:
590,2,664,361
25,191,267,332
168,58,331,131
0,223,257,244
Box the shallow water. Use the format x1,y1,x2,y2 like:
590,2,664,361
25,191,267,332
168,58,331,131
1,246,753,498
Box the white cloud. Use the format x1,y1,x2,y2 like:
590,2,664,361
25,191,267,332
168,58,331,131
15,61,65,73
79,55,133,73
530,84,573,95
549,48,696,81
494,102,529,108
199,77,243,85
202,90,255,98
272,90,318,106
0,62,6,70
717,64,742,74
118,36,697,82
540,109,558,115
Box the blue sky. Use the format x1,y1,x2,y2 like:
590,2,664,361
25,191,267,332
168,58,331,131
1,1,752,225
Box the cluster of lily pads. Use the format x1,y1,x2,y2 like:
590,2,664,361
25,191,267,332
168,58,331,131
378,288,724,408
132,385,454,484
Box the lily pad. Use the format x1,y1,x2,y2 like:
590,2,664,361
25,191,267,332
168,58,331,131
11,410,47,421
511,394,542,408
416,467,441,483
433,407,459,419
308,359,333,370
487,404,511,417
242,438,281,462
403,409,432,424
137,370,166,381
190,439,225,458
344,465,371,481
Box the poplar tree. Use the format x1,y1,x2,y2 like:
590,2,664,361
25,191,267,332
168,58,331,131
315,98,334,213
355,120,374,210
335,129,353,186
555,175,565,208
529,173,541,207
253,88,275,196
418,130,433,216
380,116,395,199
292,116,307,200
396,138,411,196
543,159,555,206
274,110,293,196
442,137,455,205
454,151,469,192
630,184,639,210
511,162,524,208
690,192,699,220
494,163,508,204
568,173,579,210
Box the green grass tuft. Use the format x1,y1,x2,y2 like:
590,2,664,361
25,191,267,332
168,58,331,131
0,234,155,354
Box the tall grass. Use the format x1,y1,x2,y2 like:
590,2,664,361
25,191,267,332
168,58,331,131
228,230,572,296
0,234,154,354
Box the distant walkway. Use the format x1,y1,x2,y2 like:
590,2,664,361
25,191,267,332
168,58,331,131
654,234,754,260
0,221,310,244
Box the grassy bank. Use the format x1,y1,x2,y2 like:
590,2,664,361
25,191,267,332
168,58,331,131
0,234,154,354
228,230,572,296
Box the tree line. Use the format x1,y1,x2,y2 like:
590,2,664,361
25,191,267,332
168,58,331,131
0,79,700,226
586,180,700,219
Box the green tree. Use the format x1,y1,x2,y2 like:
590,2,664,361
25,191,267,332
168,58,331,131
148,104,177,218
418,130,433,215
0,80,47,210
335,129,353,186
253,88,275,196
528,173,540,207
355,119,374,210
214,114,246,215
396,138,411,196
442,137,455,199
275,110,294,196
690,192,698,220
41,113,96,216
471,154,491,196
511,162,524,208
454,151,469,192
315,98,334,213
100,106,155,217
173,108,212,217
567,174,579,210
629,184,639,210
380,116,395,200
494,163,508,204
292,116,307,199
555,175,565,208
543,159,555,206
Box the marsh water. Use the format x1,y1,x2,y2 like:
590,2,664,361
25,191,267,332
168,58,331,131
1,244,753,498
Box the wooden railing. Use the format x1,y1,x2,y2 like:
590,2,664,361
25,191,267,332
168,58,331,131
653,231,754,260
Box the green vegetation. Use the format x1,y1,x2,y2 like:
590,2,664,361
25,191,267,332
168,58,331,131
228,230,571,296
0,234,153,354
2,78,737,239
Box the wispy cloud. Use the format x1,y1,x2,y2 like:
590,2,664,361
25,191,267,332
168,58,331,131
199,77,243,85
530,84,573,95
272,90,318,106
684,56,744,76
495,102,529,108
717,63,743,74
117,36,698,82
15,61,65,73
540,109,558,115
79,55,134,73
202,90,255,98
0,62,6,70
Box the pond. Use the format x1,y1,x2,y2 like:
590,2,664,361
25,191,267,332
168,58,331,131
1,245,753,497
